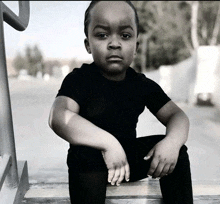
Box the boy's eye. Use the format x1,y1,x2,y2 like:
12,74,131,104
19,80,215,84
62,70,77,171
121,33,132,39
96,33,108,39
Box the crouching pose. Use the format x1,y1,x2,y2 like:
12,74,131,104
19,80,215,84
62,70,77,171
49,1,193,203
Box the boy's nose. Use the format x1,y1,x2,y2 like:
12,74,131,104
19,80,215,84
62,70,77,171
108,37,121,50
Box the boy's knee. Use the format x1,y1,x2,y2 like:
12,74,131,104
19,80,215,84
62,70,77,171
173,145,192,177
178,145,189,160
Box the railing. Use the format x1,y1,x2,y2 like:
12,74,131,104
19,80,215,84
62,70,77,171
0,1,30,203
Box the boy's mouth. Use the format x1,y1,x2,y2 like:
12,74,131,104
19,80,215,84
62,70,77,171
107,55,123,61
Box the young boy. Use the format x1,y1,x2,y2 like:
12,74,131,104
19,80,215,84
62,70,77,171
48,1,193,203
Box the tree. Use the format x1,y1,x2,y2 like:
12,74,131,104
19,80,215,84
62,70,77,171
44,59,61,76
69,58,78,71
25,44,44,76
13,52,27,73
188,1,199,49
132,1,220,72
210,2,220,45
132,1,191,71
13,44,44,77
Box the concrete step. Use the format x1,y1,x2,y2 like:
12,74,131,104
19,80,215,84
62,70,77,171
22,179,220,204
0,161,29,204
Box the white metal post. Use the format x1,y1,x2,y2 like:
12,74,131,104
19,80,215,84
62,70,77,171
0,2,19,188
0,1,30,189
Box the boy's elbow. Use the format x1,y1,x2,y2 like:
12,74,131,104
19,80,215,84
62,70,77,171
48,109,60,131
48,111,68,141
48,108,55,129
48,108,78,145
48,114,55,130
181,110,189,123
179,110,190,130
48,111,53,129
185,113,190,127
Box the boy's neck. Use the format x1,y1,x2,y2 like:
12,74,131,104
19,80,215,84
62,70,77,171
100,70,127,82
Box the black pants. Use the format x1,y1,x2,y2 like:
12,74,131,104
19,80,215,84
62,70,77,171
67,135,193,204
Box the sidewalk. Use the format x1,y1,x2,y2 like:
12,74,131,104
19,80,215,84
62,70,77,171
8,78,220,203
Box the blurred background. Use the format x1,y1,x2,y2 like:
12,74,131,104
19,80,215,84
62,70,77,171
2,0,220,189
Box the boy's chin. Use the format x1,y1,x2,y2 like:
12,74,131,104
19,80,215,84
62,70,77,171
100,67,128,81
96,62,129,79
106,63,128,72
104,66,127,75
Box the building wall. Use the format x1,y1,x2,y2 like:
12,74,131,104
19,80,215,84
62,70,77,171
159,51,197,103
213,49,220,110
159,46,220,109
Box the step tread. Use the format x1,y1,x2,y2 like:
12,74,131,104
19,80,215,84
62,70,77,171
24,182,220,197
22,180,220,203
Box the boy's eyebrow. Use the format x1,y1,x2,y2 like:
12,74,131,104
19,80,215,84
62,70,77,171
93,25,134,31
119,25,134,31
93,25,110,31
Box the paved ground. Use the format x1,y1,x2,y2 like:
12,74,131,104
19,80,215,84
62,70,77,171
5,75,220,203
7,76,220,187
9,77,69,184
5,75,220,204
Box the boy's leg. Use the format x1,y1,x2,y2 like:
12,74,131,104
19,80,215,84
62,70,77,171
67,147,109,204
159,145,193,204
68,168,108,204
119,135,166,182
122,135,193,204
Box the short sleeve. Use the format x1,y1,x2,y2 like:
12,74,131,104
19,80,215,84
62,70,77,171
56,68,86,106
144,77,171,115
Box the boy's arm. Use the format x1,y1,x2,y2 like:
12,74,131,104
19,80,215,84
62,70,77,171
145,100,190,178
156,100,189,147
48,96,130,185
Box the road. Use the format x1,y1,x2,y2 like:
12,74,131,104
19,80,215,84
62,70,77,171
7,77,220,185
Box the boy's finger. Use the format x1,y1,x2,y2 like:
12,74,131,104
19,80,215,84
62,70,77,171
125,163,130,182
167,163,176,175
152,161,165,178
111,168,120,185
116,167,125,186
144,149,154,160
159,164,170,178
108,168,115,183
144,152,153,161
147,157,159,176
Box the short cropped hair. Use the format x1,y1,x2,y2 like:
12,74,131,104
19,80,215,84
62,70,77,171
84,1,139,37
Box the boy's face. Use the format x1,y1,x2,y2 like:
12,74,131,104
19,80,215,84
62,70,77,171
85,1,139,81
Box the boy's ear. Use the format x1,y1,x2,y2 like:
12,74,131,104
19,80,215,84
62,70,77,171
136,41,139,51
84,38,91,54
135,41,139,55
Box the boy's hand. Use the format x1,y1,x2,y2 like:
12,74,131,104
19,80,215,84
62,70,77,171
144,138,180,178
102,143,130,186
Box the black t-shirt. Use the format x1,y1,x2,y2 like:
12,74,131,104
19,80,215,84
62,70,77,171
57,62,171,141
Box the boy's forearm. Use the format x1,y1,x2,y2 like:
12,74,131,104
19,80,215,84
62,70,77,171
49,109,120,151
165,110,190,148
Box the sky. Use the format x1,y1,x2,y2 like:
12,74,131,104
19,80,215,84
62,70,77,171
3,1,93,61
